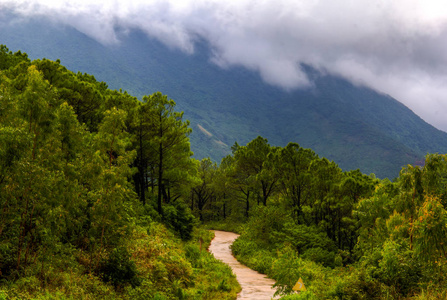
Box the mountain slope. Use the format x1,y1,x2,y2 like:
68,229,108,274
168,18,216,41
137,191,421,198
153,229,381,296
2,14,447,178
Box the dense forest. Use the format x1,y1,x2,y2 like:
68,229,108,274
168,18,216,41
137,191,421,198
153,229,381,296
217,143,447,299
0,45,240,299
1,45,447,299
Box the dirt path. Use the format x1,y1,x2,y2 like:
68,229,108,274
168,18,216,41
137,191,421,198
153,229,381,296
209,230,278,300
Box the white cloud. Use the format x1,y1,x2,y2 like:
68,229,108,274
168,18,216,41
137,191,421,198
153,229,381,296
2,0,447,130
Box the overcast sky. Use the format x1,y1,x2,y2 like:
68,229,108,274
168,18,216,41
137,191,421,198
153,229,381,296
2,0,447,131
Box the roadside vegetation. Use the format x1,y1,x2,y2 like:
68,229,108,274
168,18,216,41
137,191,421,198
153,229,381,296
0,45,240,299
1,44,446,299
205,143,447,299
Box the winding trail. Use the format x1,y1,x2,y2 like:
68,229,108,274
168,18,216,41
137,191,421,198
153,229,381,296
209,230,278,300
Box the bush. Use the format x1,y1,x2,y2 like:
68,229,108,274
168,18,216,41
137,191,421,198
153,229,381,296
204,219,244,234
98,246,141,289
375,240,421,296
245,205,290,246
272,222,336,259
280,291,318,300
163,201,196,241
184,243,202,269
301,248,336,268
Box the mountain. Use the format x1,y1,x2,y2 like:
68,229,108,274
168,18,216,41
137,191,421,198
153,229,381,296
2,14,447,178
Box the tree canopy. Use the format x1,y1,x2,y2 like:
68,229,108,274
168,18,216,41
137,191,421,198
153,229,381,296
1,45,446,299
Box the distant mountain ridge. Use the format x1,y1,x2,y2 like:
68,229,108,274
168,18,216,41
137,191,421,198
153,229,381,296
2,14,447,178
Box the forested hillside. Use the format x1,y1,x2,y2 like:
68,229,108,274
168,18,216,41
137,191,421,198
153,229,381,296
1,45,447,299
0,46,240,299
3,14,447,179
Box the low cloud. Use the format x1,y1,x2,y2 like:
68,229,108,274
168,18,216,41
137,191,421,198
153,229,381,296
2,0,447,130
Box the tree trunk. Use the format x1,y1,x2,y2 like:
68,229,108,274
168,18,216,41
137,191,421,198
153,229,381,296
138,126,146,205
223,193,227,219
245,191,250,218
157,142,163,215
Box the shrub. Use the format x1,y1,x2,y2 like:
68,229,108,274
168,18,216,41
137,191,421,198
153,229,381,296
280,291,318,300
97,246,141,289
163,201,196,241
375,240,421,296
272,222,336,259
301,248,336,268
245,205,289,246
184,243,201,268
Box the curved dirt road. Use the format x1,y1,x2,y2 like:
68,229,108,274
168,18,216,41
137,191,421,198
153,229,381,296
209,230,278,299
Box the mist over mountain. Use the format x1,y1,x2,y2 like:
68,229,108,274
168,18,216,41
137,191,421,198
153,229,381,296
2,14,447,178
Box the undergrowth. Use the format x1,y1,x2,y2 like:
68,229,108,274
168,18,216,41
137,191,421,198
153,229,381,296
232,232,447,300
0,224,240,299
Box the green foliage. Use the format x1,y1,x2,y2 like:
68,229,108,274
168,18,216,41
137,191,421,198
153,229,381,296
97,246,141,289
280,291,318,300
242,205,289,247
163,200,196,241
190,158,218,221
0,46,240,299
301,248,336,268
139,92,194,215
375,240,420,295
204,219,245,234
186,248,240,299
3,43,447,299
0,45,30,71
222,140,447,299
413,195,447,264
232,237,275,274
272,222,336,258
